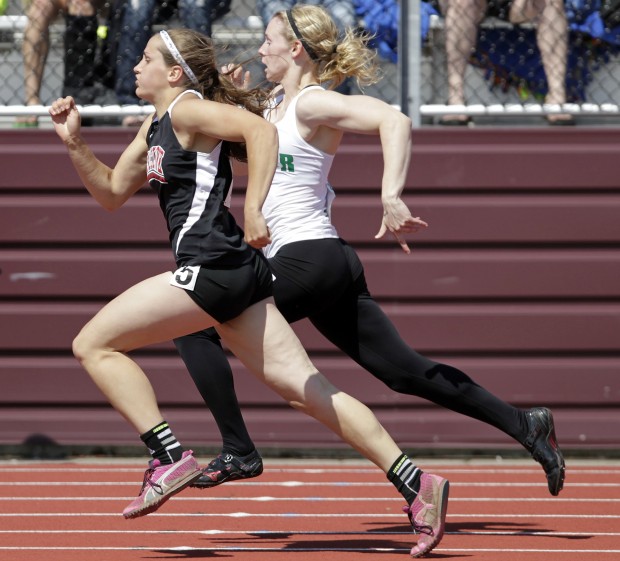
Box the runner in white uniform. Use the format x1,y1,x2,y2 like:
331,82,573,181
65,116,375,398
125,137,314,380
260,85,338,258
175,9,564,557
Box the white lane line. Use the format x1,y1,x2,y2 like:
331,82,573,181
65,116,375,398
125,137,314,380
1,467,620,475
1,481,619,488
439,549,620,554
0,546,619,554
0,547,409,552
1,529,619,537
0,512,618,518
0,496,619,502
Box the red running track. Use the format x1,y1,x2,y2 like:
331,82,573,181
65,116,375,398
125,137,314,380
0,457,619,560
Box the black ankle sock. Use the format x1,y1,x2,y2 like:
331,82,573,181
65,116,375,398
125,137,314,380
140,421,184,465
387,454,422,506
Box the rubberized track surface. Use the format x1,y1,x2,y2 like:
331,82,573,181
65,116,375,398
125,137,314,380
1,457,618,560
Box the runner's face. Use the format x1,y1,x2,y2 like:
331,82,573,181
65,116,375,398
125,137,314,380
258,17,294,83
134,36,170,102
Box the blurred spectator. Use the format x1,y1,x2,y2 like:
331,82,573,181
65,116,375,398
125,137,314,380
435,0,572,125
353,0,399,63
17,0,115,127
257,0,355,31
112,0,231,124
255,0,357,93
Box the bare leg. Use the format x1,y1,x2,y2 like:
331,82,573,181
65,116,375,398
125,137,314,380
218,300,451,555
217,298,402,473
72,273,218,434
73,272,229,519
20,0,95,126
21,0,59,126
439,0,487,123
510,0,571,123
75,275,448,548
74,270,403,470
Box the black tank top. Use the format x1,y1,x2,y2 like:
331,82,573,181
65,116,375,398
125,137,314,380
146,102,253,269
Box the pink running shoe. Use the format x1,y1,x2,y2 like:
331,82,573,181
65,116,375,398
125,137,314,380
403,473,450,558
123,450,202,519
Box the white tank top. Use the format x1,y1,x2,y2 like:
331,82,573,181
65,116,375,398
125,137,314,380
261,86,338,258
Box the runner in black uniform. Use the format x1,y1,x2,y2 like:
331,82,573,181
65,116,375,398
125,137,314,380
147,90,273,322
49,28,449,551
176,5,565,514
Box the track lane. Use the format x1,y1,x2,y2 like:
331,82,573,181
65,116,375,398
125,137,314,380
1,459,618,561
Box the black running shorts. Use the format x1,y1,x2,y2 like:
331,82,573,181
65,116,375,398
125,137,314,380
172,251,273,323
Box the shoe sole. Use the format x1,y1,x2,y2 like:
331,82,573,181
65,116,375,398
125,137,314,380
410,479,450,558
123,468,203,519
191,467,263,489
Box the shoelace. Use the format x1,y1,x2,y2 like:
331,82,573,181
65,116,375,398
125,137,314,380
137,467,163,497
402,505,434,536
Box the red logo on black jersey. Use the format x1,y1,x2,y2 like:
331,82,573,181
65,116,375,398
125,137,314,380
147,145,167,184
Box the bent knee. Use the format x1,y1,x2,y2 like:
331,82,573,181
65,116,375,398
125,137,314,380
72,328,105,365
72,330,89,364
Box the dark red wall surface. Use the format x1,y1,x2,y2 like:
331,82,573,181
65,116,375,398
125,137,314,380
1,127,619,455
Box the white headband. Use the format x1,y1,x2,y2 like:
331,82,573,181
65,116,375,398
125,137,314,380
159,30,199,86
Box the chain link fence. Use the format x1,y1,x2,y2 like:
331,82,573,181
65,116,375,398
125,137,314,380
411,1,620,125
0,0,399,127
1,0,619,127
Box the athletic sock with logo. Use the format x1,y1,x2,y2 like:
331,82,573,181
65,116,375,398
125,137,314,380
140,421,184,465
387,454,422,506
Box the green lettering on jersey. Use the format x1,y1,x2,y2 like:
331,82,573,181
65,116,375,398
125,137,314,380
279,153,294,172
